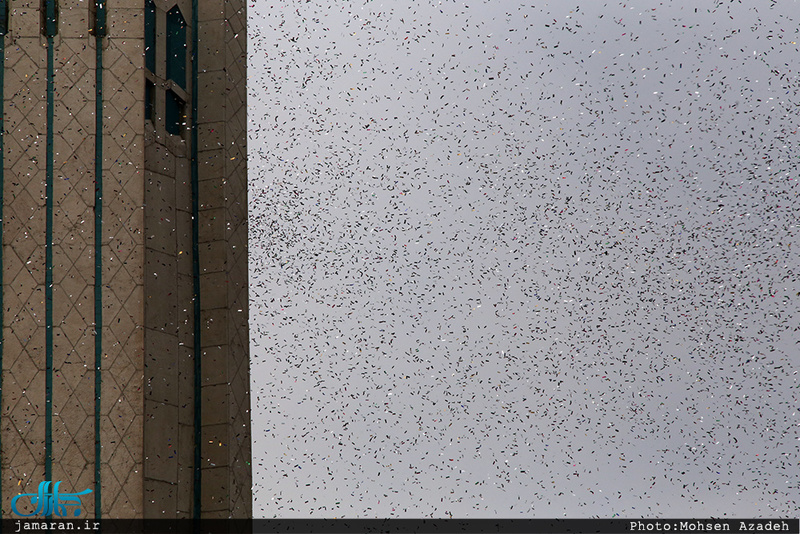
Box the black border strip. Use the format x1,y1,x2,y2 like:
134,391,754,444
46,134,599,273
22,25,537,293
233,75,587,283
2,518,798,534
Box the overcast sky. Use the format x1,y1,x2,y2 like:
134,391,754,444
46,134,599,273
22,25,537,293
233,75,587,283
247,0,799,518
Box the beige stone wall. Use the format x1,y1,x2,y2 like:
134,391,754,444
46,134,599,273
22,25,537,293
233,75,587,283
142,0,251,519
2,0,145,518
2,4,49,516
2,0,248,518
100,4,146,518
51,3,97,516
142,0,195,516
198,0,251,518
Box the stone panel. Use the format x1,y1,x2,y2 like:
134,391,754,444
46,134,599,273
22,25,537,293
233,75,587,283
100,7,145,519
223,0,251,518
2,5,48,517
52,16,98,513
142,0,196,518
2,0,249,518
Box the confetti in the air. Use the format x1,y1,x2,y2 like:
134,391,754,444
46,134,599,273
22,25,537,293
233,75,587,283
247,0,799,518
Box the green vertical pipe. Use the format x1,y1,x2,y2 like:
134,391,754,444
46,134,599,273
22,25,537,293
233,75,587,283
93,3,106,519
44,1,58,515
191,0,202,519
45,33,54,505
0,0,6,519
93,16,104,517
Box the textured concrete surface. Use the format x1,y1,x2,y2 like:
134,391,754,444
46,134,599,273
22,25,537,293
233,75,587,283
2,0,249,518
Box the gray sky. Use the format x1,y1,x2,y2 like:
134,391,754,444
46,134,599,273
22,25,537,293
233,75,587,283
247,0,799,518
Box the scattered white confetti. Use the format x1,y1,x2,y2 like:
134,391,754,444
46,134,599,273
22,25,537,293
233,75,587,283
247,0,800,518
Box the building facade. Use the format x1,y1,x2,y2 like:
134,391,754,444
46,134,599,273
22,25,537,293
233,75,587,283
0,0,250,518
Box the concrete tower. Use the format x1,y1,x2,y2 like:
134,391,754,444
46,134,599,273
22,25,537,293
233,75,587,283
0,0,251,518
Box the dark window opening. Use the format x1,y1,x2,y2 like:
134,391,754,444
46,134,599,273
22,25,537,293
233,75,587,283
145,0,156,72
89,0,106,36
145,80,155,123
41,0,58,36
166,6,186,89
165,89,185,136
0,0,10,36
